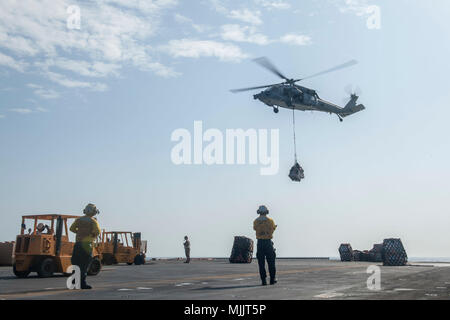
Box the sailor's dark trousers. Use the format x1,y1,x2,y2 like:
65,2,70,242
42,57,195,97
256,239,276,281
71,242,92,286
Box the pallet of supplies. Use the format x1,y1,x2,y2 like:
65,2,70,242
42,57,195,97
338,243,354,261
382,238,408,266
0,242,14,266
369,244,383,262
229,236,254,264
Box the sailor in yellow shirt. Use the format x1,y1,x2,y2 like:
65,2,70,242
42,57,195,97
70,203,101,289
253,205,277,285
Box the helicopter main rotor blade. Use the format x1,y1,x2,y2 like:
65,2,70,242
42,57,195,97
296,59,358,82
230,84,278,93
253,57,289,81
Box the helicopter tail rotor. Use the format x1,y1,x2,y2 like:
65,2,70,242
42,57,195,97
340,85,365,117
345,84,362,96
342,84,362,104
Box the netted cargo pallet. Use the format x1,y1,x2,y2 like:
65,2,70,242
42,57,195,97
382,238,408,266
0,242,14,266
338,243,354,261
360,250,371,262
369,244,383,262
352,250,362,261
229,236,254,264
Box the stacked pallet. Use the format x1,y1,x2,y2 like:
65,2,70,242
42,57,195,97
382,238,408,266
369,244,383,262
229,236,254,264
361,250,371,262
338,243,354,261
352,250,362,261
339,240,407,264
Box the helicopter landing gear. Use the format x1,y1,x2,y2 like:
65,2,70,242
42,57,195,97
337,115,343,122
273,107,279,114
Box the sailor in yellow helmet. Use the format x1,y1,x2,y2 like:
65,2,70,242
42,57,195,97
70,203,101,289
253,205,277,286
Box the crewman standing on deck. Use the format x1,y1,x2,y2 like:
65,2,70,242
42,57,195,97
184,236,191,263
253,205,277,286
70,203,101,289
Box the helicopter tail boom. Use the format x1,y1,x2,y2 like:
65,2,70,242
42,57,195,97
339,95,365,118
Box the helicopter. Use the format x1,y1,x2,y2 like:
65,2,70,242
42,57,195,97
231,57,365,122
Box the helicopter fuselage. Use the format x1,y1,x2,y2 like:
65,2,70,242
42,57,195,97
253,84,345,115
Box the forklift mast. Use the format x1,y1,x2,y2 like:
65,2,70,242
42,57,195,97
55,216,63,256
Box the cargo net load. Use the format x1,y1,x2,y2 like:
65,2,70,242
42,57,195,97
229,236,254,264
339,239,408,266
382,238,408,266
289,107,305,182
338,243,354,261
369,244,383,263
289,162,304,182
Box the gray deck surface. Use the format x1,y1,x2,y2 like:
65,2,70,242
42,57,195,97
1,259,450,300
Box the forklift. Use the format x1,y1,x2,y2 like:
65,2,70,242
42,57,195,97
98,231,147,265
13,214,102,278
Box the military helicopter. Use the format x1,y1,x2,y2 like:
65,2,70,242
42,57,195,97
231,57,365,122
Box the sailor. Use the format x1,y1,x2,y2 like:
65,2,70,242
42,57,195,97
69,203,101,289
36,223,51,234
253,205,277,286
183,236,191,263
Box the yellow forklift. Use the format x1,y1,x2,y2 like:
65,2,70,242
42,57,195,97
13,214,102,278
98,231,146,265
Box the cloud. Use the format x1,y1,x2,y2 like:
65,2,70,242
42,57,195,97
220,24,270,45
210,1,263,25
337,0,371,16
9,108,33,114
174,13,208,33
163,39,249,62
255,0,291,10
280,33,312,46
45,71,108,91
27,83,60,99
0,52,28,72
227,9,263,25
38,58,121,78
0,114,5,119
0,0,179,96
7,106,49,114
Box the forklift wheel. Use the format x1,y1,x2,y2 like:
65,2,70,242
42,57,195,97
88,257,102,276
37,258,55,278
134,254,145,265
13,264,30,278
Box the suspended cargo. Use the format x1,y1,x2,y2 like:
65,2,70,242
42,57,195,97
289,162,305,182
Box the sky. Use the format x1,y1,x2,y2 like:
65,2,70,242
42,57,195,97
1,0,450,258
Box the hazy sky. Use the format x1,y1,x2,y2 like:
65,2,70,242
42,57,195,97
1,0,449,258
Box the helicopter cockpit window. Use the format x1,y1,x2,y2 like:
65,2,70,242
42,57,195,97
304,94,317,105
